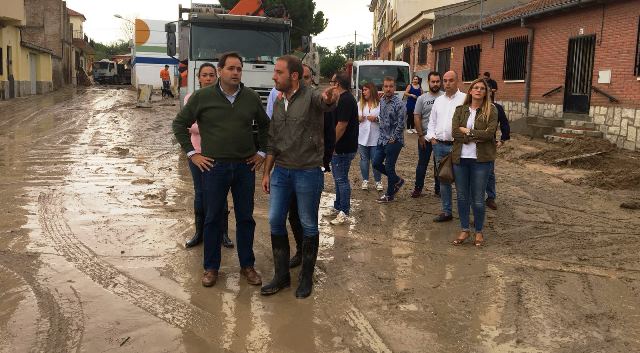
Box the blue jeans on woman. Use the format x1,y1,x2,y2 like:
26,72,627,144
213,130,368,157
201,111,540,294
372,142,403,197
202,162,256,271
453,158,493,232
268,166,324,237
358,145,381,183
331,153,356,215
188,159,204,214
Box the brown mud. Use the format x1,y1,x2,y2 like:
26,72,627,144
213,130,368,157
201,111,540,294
0,88,639,352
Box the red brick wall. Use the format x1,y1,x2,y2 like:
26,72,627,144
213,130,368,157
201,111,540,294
395,26,433,73
431,1,640,108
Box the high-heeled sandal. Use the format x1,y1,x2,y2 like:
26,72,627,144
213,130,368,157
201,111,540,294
452,231,470,245
474,233,484,247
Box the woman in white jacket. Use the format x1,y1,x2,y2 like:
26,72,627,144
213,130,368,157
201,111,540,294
357,82,383,191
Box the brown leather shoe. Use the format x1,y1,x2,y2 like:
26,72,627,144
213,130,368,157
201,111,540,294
202,269,218,287
240,267,262,285
486,198,497,210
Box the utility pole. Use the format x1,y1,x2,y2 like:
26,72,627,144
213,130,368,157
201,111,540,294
354,31,357,59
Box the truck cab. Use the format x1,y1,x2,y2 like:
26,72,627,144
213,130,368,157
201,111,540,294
169,4,291,106
351,60,410,101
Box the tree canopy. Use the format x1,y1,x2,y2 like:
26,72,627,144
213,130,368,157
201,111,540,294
219,0,328,48
94,41,130,61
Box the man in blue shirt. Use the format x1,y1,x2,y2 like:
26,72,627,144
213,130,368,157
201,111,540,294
373,76,406,203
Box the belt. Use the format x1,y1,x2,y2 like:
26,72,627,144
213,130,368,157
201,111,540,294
436,139,454,145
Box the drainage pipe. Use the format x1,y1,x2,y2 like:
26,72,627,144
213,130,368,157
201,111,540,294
521,17,534,116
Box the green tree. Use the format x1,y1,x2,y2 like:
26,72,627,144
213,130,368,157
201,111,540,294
219,0,328,48
320,52,346,78
315,44,331,59
93,41,130,61
335,42,372,60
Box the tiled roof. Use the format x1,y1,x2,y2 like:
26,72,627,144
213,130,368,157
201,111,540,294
67,8,86,21
429,0,598,43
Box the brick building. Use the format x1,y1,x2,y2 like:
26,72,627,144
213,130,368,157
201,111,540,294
369,0,530,82
428,0,640,151
21,0,74,89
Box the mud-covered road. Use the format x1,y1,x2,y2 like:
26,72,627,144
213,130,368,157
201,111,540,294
1,87,639,352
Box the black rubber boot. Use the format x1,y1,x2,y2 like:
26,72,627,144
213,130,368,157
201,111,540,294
288,196,303,268
295,235,319,299
260,235,291,296
185,212,204,248
221,210,234,248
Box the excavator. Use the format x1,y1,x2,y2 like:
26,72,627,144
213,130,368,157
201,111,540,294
167,0,319,106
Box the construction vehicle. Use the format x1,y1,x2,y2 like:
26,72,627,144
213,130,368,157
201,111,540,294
93,58,132,85
351,60,410,101
166,0,317,106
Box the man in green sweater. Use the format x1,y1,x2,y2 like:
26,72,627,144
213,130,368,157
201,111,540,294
172,52,270,288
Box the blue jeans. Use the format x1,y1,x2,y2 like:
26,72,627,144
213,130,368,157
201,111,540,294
188,160,203,214
358,145,381,183
372,142,403,197
414,141,440,193
269,166,324,237
433,143,453,215
331,153,356,215
202,162,256,271
453,158,493,232
486,161,496,200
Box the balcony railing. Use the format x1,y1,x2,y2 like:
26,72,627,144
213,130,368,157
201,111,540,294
73,30,83,39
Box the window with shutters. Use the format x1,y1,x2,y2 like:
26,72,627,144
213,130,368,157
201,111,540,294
436,48,451,76
503,36,528,80
418,42,427,65
462,44,481,81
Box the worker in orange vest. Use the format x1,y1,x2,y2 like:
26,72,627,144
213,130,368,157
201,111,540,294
179,60,188,88
160,65,174,98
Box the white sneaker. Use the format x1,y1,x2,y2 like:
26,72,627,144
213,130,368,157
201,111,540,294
375,182,384,191
406,129,413,134
330,211,348,225
327,207,339,216
412,129,418,133
361,180,369,190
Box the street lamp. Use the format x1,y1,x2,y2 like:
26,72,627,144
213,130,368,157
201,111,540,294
113,14,134,24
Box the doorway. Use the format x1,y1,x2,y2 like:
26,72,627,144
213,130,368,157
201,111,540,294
563,35,596,114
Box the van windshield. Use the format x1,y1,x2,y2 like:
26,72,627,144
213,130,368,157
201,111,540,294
357,65,410,91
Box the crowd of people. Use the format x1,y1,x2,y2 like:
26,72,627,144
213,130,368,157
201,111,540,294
172,53,510,298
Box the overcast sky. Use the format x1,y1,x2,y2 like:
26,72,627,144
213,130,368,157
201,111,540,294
65,0,373,50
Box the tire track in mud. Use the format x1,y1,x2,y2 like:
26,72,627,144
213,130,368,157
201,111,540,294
37,190,224,344
0,252,81,353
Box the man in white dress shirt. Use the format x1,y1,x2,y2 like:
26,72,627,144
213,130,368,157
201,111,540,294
425,71,466,222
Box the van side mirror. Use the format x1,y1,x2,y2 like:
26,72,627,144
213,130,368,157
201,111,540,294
300,36,311,53
166,23,176,57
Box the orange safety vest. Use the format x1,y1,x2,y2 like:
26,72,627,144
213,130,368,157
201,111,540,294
160,69,170,81
180,70,188,87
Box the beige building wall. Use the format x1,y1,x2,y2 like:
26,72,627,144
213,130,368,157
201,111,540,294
0,0,26,25
69,15,84,37
395,0,467,27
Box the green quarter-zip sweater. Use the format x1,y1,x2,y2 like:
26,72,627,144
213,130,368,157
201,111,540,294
172,83,270,161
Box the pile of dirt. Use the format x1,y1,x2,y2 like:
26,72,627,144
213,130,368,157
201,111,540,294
520,136,640,190
520,137,617,165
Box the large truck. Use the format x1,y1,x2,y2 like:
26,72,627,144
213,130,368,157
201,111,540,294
166,2,303,106
351,60,410,101
93,59,132,85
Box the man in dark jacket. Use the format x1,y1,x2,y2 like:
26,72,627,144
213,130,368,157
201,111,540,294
172,52,269,288
261,55,337,299
486,102,510,210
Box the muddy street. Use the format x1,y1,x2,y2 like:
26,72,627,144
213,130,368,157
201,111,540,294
1,87,639,353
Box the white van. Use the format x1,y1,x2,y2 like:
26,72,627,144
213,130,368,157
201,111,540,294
351,60,410,101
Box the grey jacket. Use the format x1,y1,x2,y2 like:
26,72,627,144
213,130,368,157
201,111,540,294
267,84,336,169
